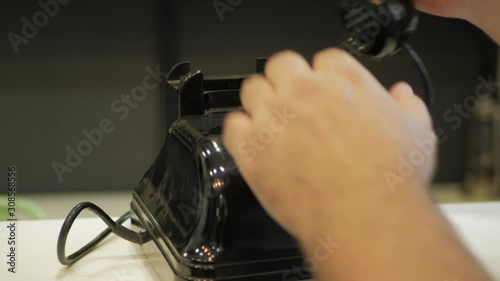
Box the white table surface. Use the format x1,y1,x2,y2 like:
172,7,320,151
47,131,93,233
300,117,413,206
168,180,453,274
0,202,499,281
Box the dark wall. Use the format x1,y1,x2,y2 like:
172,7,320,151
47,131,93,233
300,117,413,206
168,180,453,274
1,0,164,192
0,0,497,192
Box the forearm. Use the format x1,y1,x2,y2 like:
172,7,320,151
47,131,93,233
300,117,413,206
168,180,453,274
299,182,492,281
464,0,500,44
416,0,500,44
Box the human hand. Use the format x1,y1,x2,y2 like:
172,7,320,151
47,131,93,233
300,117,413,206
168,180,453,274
222,48,437,240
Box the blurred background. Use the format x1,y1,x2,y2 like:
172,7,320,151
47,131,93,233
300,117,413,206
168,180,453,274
0,0,499,220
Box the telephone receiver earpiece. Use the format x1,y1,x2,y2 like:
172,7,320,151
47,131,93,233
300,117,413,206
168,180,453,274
339,0,419,59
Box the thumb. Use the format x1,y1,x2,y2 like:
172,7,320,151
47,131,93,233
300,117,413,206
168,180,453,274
389,82,433,128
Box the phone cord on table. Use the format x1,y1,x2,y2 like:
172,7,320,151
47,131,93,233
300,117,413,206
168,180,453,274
57,202,150,265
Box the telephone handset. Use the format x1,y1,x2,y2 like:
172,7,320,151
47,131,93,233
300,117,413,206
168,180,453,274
338,0,433,106
339,0,419,59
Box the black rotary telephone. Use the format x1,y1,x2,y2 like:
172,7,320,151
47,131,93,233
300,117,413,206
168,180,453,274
57,1,432,281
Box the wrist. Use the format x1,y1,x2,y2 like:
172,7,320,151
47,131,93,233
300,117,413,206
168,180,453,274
297,180,433,256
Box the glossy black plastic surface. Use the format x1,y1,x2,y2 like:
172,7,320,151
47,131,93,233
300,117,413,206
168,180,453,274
131,61,309,280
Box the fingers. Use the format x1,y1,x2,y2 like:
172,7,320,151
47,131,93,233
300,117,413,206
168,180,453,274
312,48,376,81
389,82,433,128
265,50,313,94
313,48,358,75
222,111,253,160
312,48,386,99
240,75,274,121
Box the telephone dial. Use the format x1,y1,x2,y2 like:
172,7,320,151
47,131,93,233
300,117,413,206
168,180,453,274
57,1,432,280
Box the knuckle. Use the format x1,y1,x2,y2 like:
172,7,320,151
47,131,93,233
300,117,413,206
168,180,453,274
266,50,305,71
271,49,301,61
290,74,321,98
241,75,261,93
222,113,236,132
240,75,266,101
314,48,356,70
